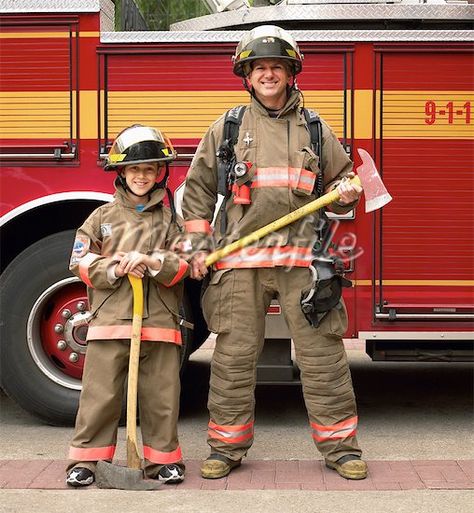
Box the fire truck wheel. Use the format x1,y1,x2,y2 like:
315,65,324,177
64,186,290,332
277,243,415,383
0,230,198,426
0,231,82,425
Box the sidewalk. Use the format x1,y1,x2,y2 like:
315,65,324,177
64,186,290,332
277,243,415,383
1,459,473,491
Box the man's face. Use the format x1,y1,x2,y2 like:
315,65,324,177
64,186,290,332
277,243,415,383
247,58,292,107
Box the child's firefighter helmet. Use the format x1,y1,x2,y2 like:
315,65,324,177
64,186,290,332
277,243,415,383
104,125,176,171
232,25,303,78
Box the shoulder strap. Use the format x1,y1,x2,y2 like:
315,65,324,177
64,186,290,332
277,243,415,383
216,105,247,234
302,107,323,197
302,108,332,253
217,105,247,196
223,105,247,144
302,107,322,156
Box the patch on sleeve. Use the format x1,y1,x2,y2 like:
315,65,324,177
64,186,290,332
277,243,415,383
70,235,90,265
100,223,112,237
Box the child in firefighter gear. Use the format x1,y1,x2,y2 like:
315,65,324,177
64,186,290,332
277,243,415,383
66,125,189,487
182,26,367,481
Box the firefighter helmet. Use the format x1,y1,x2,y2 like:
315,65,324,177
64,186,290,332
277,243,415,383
104,125,175,171
232,25,303,78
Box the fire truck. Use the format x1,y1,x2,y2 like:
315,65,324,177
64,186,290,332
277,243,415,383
0,0,472,425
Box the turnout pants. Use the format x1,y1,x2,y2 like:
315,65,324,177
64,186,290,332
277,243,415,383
202,267,361,463
67,339,183,478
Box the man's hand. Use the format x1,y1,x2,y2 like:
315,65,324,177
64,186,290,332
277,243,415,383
336,172,363,205
190,251,209,280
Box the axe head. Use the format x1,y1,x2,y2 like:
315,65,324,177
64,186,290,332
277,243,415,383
95,460,162,490
356,148,393,213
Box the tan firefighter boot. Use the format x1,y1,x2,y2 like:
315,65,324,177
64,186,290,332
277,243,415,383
325,455,368,480
201,453,242,479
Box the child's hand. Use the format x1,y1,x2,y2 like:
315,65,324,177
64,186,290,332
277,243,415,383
115,252,151,278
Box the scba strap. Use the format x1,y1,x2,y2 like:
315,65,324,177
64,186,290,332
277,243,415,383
217,105,247,196
224,105,247,143
216,105,247,234
302,108,323,197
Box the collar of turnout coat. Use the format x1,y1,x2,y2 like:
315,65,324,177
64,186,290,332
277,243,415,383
251,88,302,118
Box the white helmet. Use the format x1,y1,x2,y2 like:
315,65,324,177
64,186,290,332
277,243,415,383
104,125,175,171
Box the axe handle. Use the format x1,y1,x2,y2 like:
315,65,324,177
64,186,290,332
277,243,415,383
205,176,361,267
126,274,143,470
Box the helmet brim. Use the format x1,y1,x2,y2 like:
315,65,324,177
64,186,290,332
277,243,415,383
104,126,176,171
104,155,174,171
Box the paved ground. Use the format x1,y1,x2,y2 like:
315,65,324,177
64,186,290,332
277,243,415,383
1,340,473,512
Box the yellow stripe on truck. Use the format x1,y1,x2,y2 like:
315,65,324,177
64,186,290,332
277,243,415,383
0,89,471,141
381,91,473,139
0,91,71,138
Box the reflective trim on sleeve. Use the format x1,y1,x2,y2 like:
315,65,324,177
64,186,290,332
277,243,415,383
78,253,101,288
310,416,358,442
184,219,212,234
143,445,183,464
68,445,115,461
214,246,313,270
86,326,182,345
164,259,189,287
207,420,254,445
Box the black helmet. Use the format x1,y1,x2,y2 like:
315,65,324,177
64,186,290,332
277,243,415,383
104,125,175,171
232,25,303,78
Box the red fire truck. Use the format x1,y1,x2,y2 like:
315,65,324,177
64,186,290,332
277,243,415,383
1,0,473,425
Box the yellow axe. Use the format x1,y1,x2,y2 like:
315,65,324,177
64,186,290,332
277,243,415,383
96,275,161,490
205,149,392,267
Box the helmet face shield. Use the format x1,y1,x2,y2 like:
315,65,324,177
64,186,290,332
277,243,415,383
104,125,176,171
233,25,303,78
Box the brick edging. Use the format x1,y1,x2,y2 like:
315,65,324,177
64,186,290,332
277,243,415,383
1,459,473,491
0,459,474,491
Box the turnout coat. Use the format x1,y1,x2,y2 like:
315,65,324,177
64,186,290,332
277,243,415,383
70,180,189,345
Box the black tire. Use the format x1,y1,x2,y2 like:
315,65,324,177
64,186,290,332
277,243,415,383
0,230,81,425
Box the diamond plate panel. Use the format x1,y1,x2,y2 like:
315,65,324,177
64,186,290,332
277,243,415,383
170,4,474,31
102,29,474,44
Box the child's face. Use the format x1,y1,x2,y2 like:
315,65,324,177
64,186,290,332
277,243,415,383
121,162,162,198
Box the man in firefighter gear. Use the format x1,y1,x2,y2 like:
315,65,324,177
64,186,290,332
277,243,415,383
66,125,189,487
182,26,367,480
